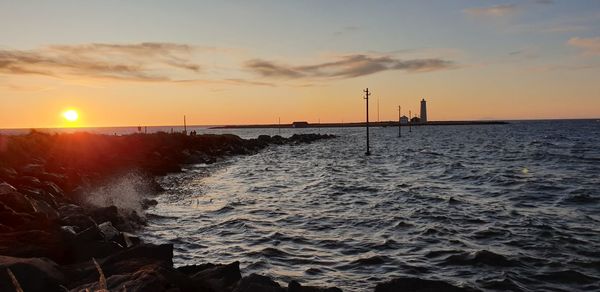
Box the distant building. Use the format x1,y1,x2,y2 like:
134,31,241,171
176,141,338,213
292,121,309,128
400,116,409,125
420,98,427,124
411,116,421,123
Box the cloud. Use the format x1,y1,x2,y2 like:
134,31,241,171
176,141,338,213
567,37,600,55
244,54,454,80
464,4,518,17
0,42,201,81
533,0,554,4
333,26,360,37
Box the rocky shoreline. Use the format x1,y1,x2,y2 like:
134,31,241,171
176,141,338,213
0,131,476,292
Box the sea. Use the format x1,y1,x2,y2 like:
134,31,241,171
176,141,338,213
5,120,600,291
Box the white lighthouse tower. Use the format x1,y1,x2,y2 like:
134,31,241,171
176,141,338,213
420,98,427,124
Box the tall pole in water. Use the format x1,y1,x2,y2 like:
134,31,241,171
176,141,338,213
377,97,380,123
398,106,401,138
409,110,412,133
278,117,281,135
184,115,187,134
364,88,371,156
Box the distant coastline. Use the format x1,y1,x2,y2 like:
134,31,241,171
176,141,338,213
210,120,508,129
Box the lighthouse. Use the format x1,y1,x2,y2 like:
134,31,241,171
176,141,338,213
420,98,427,124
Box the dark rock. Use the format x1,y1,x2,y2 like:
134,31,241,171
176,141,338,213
0,255,66,292
0,230,66,263
233,273,285,292
69,263,198,292
98,221,120,241
0,182,17,195
374,277,477,292
89,205,124,226
0,191,35,213
190,261,242,292
142,198,158,209
20,164,45,176
289,280,343,292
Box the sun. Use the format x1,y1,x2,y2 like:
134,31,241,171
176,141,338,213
63,110,79,122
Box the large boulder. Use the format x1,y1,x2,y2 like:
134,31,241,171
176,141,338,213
0,230,67,263
0,191,35,213
233,273,285,292
0,182,17,195
0,255,66,292
189,261,242,292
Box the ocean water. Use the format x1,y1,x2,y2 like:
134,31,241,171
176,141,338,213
139,120,600,291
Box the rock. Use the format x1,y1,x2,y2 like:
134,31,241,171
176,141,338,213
89,205,124,226
115,232,141,248
20,163,45,176
0,255,66,292
64,244,174,288
0,230,66,263
98,221,120,241
42,181,65,197
0,182,17,195
29,197,60,220
233,273,285,292
142,198,158,209
0,191,35,213
374,277,477,292
288,280,343,292
190,261,242,292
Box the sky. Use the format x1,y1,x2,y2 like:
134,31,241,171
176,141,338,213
0,0,599,128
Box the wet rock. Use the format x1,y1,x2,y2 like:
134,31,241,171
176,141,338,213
288,280,343,292
89,205,124,226
98,221,120,241
189,261,242,292
0,230,66,262
0,191,35,213
69,263,196,292
233,273,285,292
20,163,45,176
0,181,17,195
0,255,66,292
142,198,158,209
374,277,477,292
29,197,60,220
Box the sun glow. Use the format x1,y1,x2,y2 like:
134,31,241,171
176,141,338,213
63,110,79,122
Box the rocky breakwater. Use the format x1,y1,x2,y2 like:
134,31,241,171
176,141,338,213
0,131,348,292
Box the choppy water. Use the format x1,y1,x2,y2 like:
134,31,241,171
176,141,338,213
140,120,600,291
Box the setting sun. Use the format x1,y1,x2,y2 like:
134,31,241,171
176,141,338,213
63,110,79,122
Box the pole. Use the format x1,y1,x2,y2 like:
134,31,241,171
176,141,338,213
409,110,412,133
377,98,380,123
278,117,281,135
398,106,401,138
364,88,371,156
184,115,187,134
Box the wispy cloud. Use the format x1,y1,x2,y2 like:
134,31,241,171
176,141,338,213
245,54,454,80
567,37,600,55
0,43,200,81
333,26,360,37
464,4,518,17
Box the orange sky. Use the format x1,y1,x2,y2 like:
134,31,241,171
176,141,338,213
1,1,599,128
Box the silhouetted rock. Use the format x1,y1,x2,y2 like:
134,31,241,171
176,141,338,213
190,261,242,292
233,273,285,292
0,255,65,292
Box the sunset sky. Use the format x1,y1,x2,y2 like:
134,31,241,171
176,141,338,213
1,0,599,128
